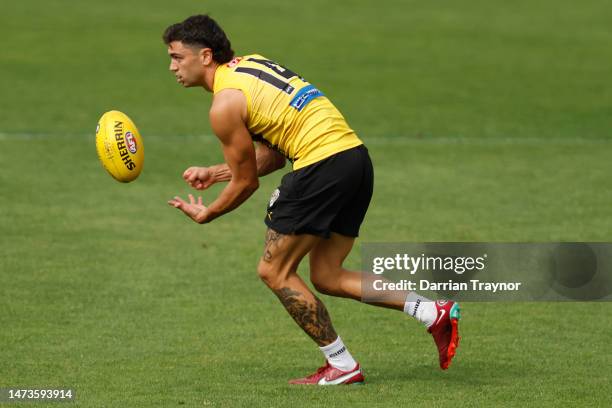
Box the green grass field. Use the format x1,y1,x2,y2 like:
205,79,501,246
1,0,611,406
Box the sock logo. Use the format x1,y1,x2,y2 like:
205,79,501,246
328,346,346,358
412,299,421,317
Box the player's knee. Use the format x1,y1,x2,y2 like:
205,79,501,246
310,274,340,296
257,260,285,290
257,260,274,285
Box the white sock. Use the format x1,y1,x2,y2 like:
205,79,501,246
403,292,437,327
319,336,357,371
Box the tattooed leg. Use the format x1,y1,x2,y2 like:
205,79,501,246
263,229,284,263
273,287,338,346
257,229,337,345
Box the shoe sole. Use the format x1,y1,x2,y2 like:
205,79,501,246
443,303,461,370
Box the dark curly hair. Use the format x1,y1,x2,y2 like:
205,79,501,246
163,15,234,64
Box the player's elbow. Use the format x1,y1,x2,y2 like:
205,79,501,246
248,178,260,193
240,177,259,194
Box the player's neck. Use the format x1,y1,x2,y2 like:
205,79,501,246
202,62,220,92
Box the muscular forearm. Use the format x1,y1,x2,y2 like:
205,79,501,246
207,151,284,182
208,163,233,182
197,179,259,223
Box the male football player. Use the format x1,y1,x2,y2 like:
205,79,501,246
164,14,460,385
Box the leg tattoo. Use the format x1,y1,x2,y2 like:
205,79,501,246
274,287,338,346
263,229,284,262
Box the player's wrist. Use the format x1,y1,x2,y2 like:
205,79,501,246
209,165,222,183
209,164,231,183
195,206,219,224
195,207,211,224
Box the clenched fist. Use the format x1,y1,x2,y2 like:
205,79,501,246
183,166,215,190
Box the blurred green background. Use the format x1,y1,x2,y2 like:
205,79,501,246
1,1,611,406
3,0,611,139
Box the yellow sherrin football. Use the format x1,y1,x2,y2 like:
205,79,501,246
95,110,144,182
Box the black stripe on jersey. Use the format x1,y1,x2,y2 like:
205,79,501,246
246,58,302,81
235,67,295,94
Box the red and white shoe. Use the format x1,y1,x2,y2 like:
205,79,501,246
288,362,365,385
428,300,461,370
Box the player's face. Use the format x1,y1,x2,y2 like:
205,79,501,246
167,41,208,87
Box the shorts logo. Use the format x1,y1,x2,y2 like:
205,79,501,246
124,131,137,154
269,188,280,207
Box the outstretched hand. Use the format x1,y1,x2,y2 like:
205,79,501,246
167,194,209,224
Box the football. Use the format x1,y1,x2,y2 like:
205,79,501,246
95,110,144,182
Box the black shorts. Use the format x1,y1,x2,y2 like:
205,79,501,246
264,145,374,238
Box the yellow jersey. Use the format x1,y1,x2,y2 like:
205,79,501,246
213,54,363,170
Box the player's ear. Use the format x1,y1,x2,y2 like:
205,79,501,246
200,47,213,66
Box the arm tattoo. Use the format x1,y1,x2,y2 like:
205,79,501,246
263,229,284,262
274,287,338,346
